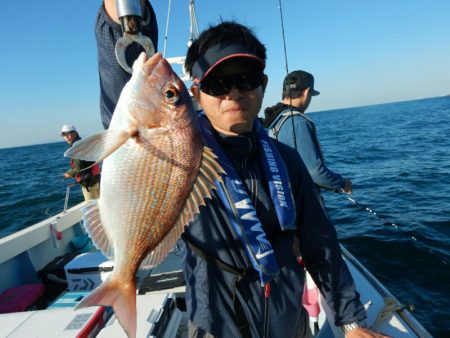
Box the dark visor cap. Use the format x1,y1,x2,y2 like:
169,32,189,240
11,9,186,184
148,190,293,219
191,43,265,82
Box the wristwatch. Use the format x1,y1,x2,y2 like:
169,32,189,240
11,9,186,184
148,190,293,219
341,320,367,334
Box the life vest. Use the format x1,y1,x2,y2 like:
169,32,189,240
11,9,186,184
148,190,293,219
198,112,297,286
91,163,101,176
71,160,100,186
268,107,326,160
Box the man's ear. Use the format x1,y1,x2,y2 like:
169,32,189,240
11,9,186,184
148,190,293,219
262,74,268,93
303,87,311,97
191,84,200,100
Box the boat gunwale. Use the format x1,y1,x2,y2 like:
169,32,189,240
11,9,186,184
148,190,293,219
340,245,433,338
0,202,86,266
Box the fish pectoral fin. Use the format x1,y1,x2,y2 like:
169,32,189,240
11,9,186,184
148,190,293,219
64,129,132,162
81,200,114,258
139,146,226,270
137,127,169,141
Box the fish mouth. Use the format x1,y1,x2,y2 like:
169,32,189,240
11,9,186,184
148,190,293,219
141,52,169,76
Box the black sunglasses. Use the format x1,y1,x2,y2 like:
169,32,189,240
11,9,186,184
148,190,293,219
199,70,264,97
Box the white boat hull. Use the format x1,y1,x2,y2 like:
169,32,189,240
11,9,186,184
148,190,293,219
0,202,433,337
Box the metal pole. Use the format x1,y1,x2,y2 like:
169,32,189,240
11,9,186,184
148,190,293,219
64,183,76,213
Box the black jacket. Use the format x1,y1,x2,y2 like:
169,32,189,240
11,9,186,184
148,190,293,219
179,129,365,337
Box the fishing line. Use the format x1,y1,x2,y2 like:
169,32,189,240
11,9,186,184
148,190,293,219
54,179,77,195
41,181,78,215
340,192,448,265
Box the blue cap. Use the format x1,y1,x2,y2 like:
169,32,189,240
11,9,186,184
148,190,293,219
191,43,265,82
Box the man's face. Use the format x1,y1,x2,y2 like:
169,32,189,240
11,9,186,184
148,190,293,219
193,59,266,136
62,131,77,145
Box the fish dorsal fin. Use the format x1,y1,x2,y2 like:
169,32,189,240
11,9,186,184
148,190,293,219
140,146,225,268
64,129,133,163
81,200,114,258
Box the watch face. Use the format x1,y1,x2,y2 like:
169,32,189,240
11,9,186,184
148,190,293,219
341,321,363,333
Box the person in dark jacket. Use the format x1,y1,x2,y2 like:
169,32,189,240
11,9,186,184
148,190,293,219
61,124,100,200
264,70,352,193
96,2,389,337
96,0,158,129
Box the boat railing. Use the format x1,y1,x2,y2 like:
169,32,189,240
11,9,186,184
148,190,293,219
0,202,86,292
339,246,433,338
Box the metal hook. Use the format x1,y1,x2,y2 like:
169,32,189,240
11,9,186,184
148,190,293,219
115,32,155,74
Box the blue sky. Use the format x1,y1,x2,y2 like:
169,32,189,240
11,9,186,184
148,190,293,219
1,0,449,149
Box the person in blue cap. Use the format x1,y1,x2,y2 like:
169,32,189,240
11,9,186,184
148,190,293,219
264,70,353,194
95,0,158,129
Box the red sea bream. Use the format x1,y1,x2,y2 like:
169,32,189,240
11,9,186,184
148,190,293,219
65,52,224,338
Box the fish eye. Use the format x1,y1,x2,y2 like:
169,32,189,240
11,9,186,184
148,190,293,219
163,85,180,104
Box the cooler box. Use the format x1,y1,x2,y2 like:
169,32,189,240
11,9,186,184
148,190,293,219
3,306,112,338
138,270,185,294
64,252,114,291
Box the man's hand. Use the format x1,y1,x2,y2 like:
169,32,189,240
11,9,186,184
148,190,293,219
104,0,147,23
346,327,391,338
342,178,352,194
64,173,71,179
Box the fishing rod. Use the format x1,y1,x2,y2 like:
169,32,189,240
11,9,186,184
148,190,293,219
339,191,448,265
277,0,298,153
64,182,78,213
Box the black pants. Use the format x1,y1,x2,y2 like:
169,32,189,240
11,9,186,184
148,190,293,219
187,307,313,338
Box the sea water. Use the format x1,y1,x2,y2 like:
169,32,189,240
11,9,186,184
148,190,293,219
0,96,449,336
0,142,84,237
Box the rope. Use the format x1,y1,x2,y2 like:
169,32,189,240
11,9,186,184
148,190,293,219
341,192,448,265
369,297,412,331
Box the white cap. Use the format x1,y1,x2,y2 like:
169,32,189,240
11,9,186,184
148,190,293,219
60,124,77,136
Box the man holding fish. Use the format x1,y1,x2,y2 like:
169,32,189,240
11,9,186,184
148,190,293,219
66,1,390,337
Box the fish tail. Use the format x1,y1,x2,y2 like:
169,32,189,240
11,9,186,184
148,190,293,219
75,277,137,338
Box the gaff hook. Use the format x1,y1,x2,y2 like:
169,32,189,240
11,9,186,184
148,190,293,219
115,0,155,74
115,33,155,74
